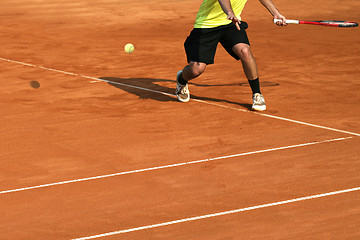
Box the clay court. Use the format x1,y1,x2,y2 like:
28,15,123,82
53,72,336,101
1,0,359,239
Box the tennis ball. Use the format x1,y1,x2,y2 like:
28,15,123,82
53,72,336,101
124,43,135,54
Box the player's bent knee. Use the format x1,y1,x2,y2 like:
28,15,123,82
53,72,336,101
189,62,206,77
234,44,253,61
240,47,252,60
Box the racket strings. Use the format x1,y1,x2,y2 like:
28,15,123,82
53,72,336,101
320,21,359,27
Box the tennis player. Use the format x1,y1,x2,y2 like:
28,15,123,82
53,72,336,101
176,0,287,111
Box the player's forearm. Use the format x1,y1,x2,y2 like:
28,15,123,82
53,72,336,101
259,0,281,16
218,0,235,15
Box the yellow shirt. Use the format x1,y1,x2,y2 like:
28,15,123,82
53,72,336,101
194,0,248,28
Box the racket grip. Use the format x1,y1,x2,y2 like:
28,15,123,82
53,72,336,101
274,19,299,24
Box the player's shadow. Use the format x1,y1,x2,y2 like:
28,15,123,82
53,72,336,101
100,77,254,110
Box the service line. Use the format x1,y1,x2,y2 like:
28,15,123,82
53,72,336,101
73,186,360,239
0,137,353,195
1,57,359,137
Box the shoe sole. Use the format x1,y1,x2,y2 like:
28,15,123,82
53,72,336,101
177,95,190,103
252,105,266,111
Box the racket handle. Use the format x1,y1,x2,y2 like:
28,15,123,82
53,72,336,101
274,19,299,24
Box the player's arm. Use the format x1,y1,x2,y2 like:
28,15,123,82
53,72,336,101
259,0,287,26
218,0,241,30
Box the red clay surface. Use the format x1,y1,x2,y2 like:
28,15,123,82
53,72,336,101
1,0,360,239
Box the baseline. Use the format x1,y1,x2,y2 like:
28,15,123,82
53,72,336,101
0,136,353,195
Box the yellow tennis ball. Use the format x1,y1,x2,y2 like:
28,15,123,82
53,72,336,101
124,43,135,54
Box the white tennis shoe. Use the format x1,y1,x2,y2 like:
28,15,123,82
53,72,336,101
175,70,190,103
252,93,266,111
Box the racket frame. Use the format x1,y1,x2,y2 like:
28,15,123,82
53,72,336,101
274,19,358,27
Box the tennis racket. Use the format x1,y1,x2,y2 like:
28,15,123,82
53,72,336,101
274,19,359,27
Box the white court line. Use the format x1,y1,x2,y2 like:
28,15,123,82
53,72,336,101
1,57,359,137
73,186,360,239
0,137,353,195
193,99,360,137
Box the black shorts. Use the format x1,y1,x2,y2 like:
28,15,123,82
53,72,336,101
184,22,250,64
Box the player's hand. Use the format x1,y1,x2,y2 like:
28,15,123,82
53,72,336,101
274,14,287,26
227,12,241,30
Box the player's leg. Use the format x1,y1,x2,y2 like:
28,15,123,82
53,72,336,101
176,27,220,102
176,62,206,102
232,43,258,81
232,43,266,111
220,23,266,111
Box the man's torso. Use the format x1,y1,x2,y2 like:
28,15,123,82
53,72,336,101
194,0,248,28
